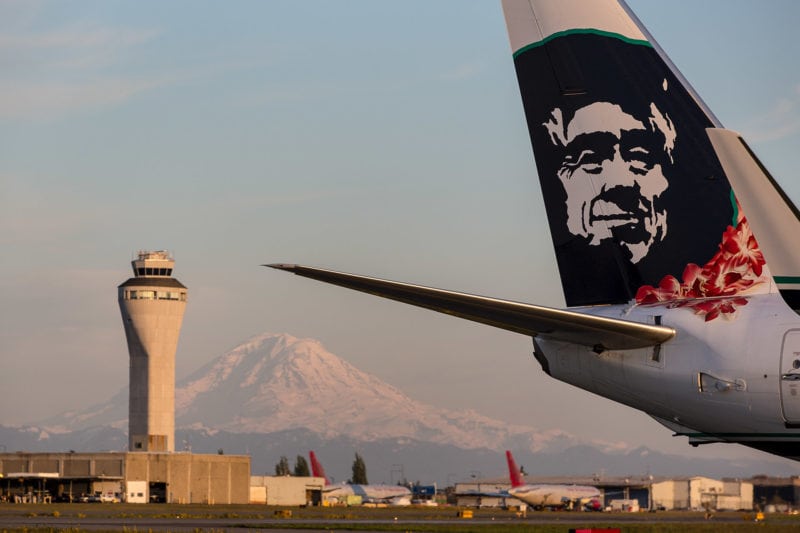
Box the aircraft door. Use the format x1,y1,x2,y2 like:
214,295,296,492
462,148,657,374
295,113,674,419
780,330,800,424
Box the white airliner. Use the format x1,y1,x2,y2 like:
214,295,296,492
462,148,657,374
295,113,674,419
309,451,412,505
505,451,600,510
460,451,600,509
268,0,800,461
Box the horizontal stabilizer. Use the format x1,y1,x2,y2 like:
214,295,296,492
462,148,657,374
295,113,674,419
266,264,674,351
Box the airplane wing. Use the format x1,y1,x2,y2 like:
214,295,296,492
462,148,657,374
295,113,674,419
265,264,675,351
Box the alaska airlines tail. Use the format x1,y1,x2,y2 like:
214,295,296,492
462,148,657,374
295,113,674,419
269,1,800,464
309,451,331,485
505,450,524,488
502,0,771,308
265,0,781,349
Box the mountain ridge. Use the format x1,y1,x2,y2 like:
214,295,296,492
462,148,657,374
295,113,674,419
0,425,788,484
40,332,620,454
18,332,794,482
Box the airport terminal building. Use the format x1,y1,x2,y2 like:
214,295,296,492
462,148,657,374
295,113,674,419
0,451,250,504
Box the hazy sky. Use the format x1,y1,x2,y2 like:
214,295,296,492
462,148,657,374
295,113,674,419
2,0,800,469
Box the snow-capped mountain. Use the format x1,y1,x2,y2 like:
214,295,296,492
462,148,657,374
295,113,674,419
40,333,615,454
21,332,796,479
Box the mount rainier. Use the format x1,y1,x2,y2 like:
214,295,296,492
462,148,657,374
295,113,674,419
43,333,594,454
15,333,789,481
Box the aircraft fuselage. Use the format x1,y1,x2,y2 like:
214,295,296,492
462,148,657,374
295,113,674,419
536,293,800,457
509,484,599,508
324,484,411,504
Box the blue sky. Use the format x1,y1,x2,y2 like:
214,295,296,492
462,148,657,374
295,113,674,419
2,0,799,468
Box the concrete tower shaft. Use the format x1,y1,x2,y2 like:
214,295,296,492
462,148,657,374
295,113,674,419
118,251,187,452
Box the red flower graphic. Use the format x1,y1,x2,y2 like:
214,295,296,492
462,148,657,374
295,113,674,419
635,217,766,321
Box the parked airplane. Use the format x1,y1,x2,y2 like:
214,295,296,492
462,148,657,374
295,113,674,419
459,451,600,509
504,451,600,510
267,0,800,460
308,451,412,505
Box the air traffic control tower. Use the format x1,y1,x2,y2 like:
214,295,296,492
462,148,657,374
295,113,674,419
118,251,187,452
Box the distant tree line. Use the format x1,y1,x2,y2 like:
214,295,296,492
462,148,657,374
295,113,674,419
274,455,310,476
349,453,368,485
273,452,368,484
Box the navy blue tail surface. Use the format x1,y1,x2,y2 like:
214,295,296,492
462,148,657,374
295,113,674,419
512,30,735,306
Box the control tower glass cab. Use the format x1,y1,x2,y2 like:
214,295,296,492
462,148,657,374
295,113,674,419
118,251,187,453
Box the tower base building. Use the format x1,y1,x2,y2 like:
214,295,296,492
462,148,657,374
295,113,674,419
0,452,250,504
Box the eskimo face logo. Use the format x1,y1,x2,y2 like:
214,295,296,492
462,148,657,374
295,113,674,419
543,95,676,263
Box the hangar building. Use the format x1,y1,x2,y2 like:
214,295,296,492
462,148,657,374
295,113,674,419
0,451,250,504
250,476,325,506
751,476,800,510
455,475,753,511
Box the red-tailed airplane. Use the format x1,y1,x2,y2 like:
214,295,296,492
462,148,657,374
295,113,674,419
309,451,412,505
458,451,600,509
504,451,600,509
267,0,800,460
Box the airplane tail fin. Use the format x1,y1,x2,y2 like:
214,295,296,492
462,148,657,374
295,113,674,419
309,451,330,485
501,0,772,312
505,450,525,488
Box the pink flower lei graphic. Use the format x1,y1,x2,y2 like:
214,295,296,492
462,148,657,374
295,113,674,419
635,215,766,321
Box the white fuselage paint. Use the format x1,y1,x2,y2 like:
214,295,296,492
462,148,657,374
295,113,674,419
537,292,800,449
509,484,600,507
323,484,411,504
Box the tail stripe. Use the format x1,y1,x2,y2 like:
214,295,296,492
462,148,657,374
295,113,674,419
513,28,650,58
502,0,769,310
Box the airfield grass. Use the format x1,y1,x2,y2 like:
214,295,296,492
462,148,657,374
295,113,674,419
0,503,799,532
